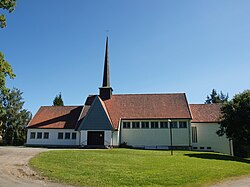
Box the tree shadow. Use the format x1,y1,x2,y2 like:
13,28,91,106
184,153,250,164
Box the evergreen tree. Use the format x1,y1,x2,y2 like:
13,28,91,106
53,93,64,106
205,89,229,104
0,88,32,145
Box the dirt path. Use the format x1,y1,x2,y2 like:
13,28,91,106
210,175,250,187
0,146,73,187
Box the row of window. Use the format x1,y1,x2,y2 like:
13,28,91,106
122,121,188,129
30,132,77,140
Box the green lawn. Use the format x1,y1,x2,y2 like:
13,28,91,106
30,149,250,187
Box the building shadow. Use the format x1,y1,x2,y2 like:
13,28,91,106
184,153,250,164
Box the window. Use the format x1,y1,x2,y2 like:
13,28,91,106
200,147,204,149
37,132,42,139
123,122,131,128
30,132,35,139
132,122,140,128
141,122,149,128
179,121,187,128
151,121,159,128
43,132,49,139
72,132,76,139
207,147,211,150
193,147,197,149
170,121,178,128
65,132,70,139
160,122,168,128
58,132,63,139
192,127,197,143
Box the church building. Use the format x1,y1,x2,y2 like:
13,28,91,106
26,38,233,155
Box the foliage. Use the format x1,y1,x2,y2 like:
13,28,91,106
217,90,250,157
0,88,32,145
30,149,250,187
53,92,64,106
0,0,16,28
205,89,229,104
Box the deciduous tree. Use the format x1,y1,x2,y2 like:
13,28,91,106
217,90,250,157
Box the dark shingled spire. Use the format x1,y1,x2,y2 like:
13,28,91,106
102,37,110,87
99,37,113,100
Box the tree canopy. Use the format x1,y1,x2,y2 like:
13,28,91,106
0,88,31,145
217,90,250,157
205,89,229,104
0,0,16,28
53,93,64,106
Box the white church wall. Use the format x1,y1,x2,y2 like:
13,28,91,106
191,123,232,155
26,129,79,146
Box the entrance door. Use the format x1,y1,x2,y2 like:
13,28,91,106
87,131,104,145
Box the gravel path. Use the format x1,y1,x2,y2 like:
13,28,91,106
0,146,73,187
210,175,250,187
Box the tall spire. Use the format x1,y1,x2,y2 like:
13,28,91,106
99,36,113,100
102,36,110,87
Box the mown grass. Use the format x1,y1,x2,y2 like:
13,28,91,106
30,149,250,187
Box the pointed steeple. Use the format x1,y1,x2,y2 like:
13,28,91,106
99,37,113,100
102,37,110,87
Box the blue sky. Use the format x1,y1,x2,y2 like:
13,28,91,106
1,0,250,115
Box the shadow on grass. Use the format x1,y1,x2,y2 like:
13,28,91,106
184,153,250,164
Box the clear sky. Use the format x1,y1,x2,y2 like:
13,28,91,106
1,0,250,115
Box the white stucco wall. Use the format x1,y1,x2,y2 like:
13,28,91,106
26,129,80,146
112,131,119,146
191,123,232,155
120,120,191,147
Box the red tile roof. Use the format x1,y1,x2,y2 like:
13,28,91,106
102,93,192,130
27,106,83,129
189,104,221,123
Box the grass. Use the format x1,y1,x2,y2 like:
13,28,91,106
30,149,250,187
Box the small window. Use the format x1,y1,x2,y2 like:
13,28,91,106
193,147,197,149
160,122,168,128
132,122,140,128
192,127,198,143
30,132,36,139
123,122,131,128
72,132,76,139
151,121,159,128
141,122,149,128
170,122,178,128
58,132,63,139
44,132,49,139
207,147,211,150
37,132,42,139
179,121,187,128
200,147,204,149
65,132,70,139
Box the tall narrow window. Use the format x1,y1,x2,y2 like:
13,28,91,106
44,132,49,139
37,132,42,139
192,127,198,143
30,132,36,139
72,132,77,139
58,132,63,139
65,132,70,139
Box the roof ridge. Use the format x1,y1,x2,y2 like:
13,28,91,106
112,93,186,96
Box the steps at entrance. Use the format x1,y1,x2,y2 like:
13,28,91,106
82,145,110,149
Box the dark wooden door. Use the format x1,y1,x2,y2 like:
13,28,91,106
87,131,104,145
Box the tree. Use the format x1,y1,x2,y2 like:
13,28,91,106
217,90,250,157
53,93,64,106
205,89,229,104
0,0,16,28
0,88,32,145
